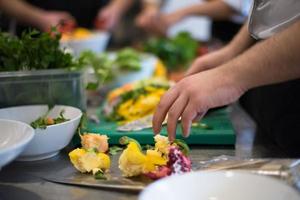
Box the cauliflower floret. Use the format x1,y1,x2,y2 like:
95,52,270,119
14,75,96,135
154,135,170,155
80,133,109,153
69,148,110,173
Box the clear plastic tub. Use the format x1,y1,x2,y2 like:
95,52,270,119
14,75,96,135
0,69,86,110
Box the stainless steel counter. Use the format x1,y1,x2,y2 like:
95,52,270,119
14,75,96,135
0,104,288,200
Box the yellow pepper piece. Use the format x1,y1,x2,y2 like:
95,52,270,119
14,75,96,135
143,149,168,173
153,60,167,78
69,148,110,173
119,142,146,177
97,152,111,170
154,135,170,155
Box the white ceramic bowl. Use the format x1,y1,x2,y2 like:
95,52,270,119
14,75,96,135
112,54,157,87
61,31,110,57
0,119,34,168
139,171,300,200
0,105,82,161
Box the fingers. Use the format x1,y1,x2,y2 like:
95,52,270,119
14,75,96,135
181,103,200,137
166,94,188,141
60,12,75,21
153,87,179,135
192,110,207,123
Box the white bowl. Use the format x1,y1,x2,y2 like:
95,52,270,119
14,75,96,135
139,171,300,200
112,54,157,87
0,105,82,161
0,119,34,168
61,31,110,57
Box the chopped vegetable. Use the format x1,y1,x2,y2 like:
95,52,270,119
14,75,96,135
30,109,69,129
80,133,109,153
94,169,107,180
108,146,123,155
69,148,110,173
118,135,191,179
69,133,111,174
103,78,171,122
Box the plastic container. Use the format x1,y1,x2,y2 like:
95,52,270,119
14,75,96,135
0,69,86,110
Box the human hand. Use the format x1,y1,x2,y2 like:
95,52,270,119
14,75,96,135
186,46,237,76
135,6,166,35
95,5,122,30
38,11,75,32
152,68,245,141
160,10,186,28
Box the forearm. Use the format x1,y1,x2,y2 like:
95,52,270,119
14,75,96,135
108,0,134,15
220,21,300,92
0,0,45,27
176,0,236,21
227,23,256,56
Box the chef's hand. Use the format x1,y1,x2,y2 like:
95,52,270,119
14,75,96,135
38,11,75,32
186,45,237,76
153,68,245,141
135,6,161,34
159,10,186,29
96,4,122,30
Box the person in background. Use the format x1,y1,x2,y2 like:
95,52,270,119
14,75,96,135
136,0,251,42
152,0,300,157
0,0,133,33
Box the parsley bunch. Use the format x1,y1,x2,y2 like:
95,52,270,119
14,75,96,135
0,29,80,72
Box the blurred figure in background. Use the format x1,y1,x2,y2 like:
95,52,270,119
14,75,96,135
0,0,133,34
136,0,252,42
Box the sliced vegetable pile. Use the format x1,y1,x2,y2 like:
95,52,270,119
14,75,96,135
103,78,171,122
69,133,192,180
119,135,192,179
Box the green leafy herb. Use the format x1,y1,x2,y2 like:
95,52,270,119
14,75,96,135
78,48,142,90
108,146,123,155
30,118,48,129
144,32,199,71
173,139,190,156
94,169,107,180
30,108,69,129
0,29,81,72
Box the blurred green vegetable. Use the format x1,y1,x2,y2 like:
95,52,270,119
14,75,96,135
108,146,123,155
115,48,141,71
30,109,69,129
144,32,199,71
78,48,142,89
0,28,81,71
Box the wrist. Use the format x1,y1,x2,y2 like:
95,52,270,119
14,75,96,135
216,62,249,96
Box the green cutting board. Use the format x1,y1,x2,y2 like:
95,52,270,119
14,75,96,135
81,107,235,145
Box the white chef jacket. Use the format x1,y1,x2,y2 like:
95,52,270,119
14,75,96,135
249,0,300,39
